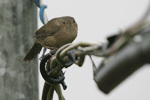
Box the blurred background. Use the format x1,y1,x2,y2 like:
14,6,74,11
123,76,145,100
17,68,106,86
38,0,150,100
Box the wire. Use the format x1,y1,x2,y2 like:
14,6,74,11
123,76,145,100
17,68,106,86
35,0,41,8
35,0,48,24
40,5,47,24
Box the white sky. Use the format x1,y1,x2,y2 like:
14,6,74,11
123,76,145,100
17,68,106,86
38,0,150,100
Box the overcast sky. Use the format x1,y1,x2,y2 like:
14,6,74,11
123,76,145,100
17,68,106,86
38,0,150,100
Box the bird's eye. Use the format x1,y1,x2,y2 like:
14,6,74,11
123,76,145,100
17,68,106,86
73,20,75,23
63,22,65,24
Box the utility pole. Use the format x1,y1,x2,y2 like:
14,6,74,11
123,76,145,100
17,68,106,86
0,0,38,100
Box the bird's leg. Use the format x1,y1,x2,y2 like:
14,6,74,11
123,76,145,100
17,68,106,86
42,47,47,56
39,47,47,60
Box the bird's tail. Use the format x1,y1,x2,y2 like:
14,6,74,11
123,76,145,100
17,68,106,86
24,42,42,61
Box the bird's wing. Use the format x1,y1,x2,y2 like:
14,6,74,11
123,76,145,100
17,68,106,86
35,22,60,40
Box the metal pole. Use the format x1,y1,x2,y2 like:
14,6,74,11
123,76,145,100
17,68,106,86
0,0,38,100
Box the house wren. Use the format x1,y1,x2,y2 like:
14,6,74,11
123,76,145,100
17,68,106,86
24,16,78,61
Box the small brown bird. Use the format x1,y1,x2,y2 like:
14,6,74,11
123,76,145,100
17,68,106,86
24,16,78,61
